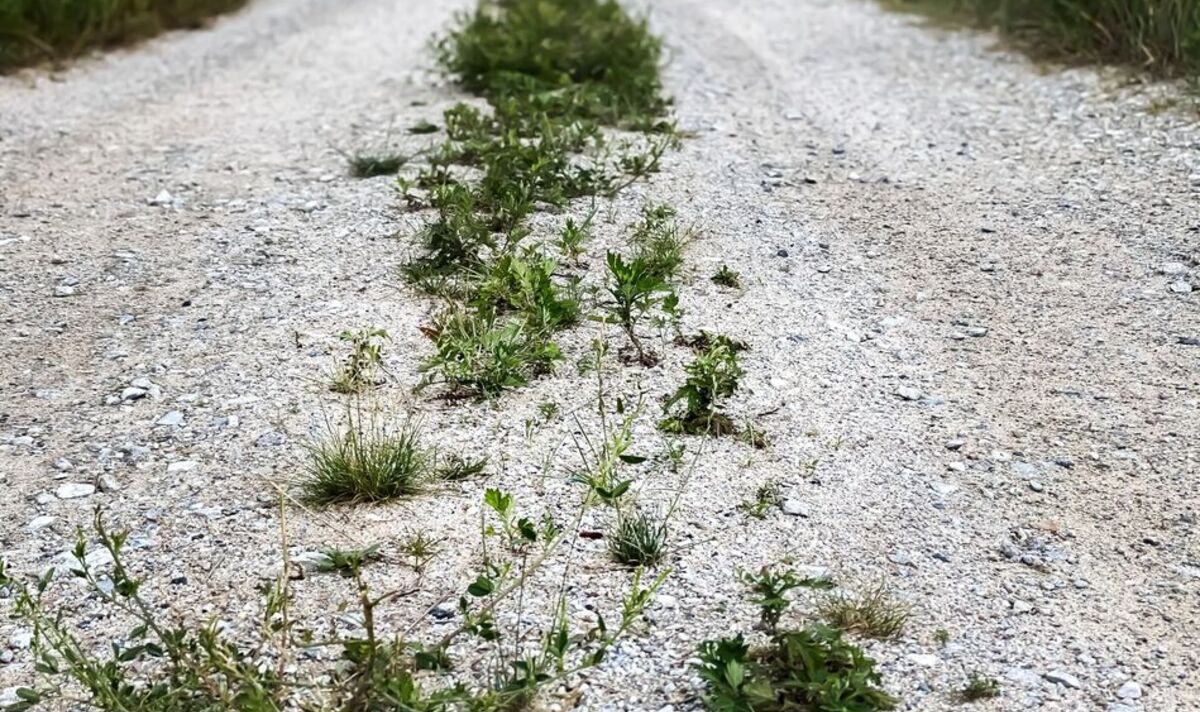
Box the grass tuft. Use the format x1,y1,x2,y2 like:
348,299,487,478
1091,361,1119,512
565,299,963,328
607,509,667,566
819,581,911,640
304,415,430,505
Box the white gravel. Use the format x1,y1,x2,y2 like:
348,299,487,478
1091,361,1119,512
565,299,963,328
1,0,1198,710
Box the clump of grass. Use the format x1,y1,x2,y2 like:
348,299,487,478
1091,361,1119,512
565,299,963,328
819,581,911,640
608,509,667,566
556,212,594,264
0,0,248,71
959,672,1001,702
433,0,671,129
347,153,408,178
711,264,741,288
398,532,441,572
886,0,1200,79
304,415,430,504
660,340,744,436
417,310,561,399
934,627,951,646
330,328,388,394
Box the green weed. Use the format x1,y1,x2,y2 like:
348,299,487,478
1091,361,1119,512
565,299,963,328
347,153,408,178
316,544,383,576
959,672,1001,702
330,328,389,395
738,481,783,520
630,203,690,282
660,340,744,437
417,310,561,399
712,264,741,288
602,251,675,365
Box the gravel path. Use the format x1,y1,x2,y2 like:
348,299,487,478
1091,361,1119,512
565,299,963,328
1,0,1197,710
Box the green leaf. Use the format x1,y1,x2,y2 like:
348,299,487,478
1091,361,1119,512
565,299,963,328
467,576,496,597
618,454,647,464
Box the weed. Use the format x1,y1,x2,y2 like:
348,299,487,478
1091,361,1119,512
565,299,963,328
408,119,440,134
348,153,408,178
417,310,561,398
436,454,489,481
608,508,667,566
538,401,559,420
630,203,690,281
679,331,749,354
602,251,675,365
696,626,899,712
959,672,1001,702
317,544,382,576
557,211,595,264
712,264,741,288
934,628,951,646
739,420,770,449
303,413,430,504
738,481,783,520
740,566,835,630
330,328,389,394
660,340,744,437
472,249,581,333
820,581,910,640
398,532,441,572
0,496,667,711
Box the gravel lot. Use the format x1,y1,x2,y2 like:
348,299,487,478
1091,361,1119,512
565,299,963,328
1,0,1197,709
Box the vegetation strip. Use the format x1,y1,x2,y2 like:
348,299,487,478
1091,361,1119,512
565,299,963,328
0,0,247,71
886,0,1200,79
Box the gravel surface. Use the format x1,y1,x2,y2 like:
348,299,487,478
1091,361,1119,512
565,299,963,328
1,0,1197,710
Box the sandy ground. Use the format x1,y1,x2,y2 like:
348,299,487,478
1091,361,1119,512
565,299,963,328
1,0,1197,710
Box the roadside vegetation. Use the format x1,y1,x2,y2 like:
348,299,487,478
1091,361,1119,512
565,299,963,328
886,0,1200,79
0,0,247,71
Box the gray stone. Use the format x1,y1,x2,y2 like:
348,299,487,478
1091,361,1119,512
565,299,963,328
907,653,939,666
98,474,121,492
781,498,809,517
120,387,148,402
1158,261,1188,275
167,460,199,473
1169,280,1192,294
55,482,95,499
1116,681,1142,700
896,386,922,401
1043,670,1082,689
966,326,988,337
53,285,76,297
1006,667,1042,687
945,438,966,450
27,516,55,532
255,430,287,447
53,457,73,471
157,410,185,426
